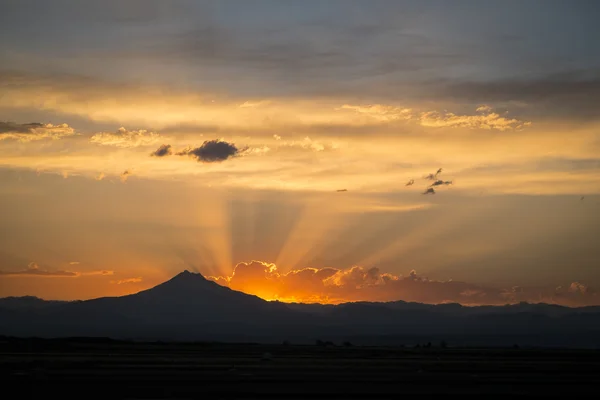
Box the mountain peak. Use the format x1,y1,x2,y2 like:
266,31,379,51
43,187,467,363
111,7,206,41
150,269,224,292
174,269,205,279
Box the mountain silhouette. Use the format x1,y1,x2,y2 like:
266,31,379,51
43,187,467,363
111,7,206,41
2,271,600,347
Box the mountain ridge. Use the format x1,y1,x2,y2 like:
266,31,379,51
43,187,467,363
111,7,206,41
2,270,600,347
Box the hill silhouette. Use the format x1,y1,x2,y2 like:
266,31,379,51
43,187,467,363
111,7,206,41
2,271,600,347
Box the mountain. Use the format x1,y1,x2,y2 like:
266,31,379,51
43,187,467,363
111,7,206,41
2,271,600,348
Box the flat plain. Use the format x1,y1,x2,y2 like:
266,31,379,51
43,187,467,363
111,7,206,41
1,337,599,399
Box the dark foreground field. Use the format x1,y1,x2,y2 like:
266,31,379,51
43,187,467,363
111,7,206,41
1,337,599,399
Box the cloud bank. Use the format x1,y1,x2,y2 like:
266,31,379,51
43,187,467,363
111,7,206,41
208,261,599,307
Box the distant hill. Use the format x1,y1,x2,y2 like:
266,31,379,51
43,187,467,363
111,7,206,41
2,271,600,348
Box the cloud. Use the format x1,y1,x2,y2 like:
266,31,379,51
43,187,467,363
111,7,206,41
82,270,114,276
207,261,600,306
337,104,530,131
239,100,271,108
95,172,105,181
437,72,600,120
120,170,132,182
336,104,413,123
150,144,172,157
90,127,160,148
0,262,113,278
0,121,76,142
419,108,530,131
177,139,243,162
278,136,338,152
110,277,142,285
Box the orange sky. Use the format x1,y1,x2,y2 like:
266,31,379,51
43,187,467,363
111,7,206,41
1,2,600,306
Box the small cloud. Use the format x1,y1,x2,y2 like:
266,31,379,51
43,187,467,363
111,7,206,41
476,105,493,113
95,172,105,181
150,144,172,157
177,139,243,163
336,104,413,122
82,270,114,276
277,136,336,152
111,277,142,284
90,127,160,148
244,146,271,155
239,100,271,108
69,261,80,265
120,170,132,182
273,134,282,140
0,262,79,277
0,121,76,142
422,187,436,195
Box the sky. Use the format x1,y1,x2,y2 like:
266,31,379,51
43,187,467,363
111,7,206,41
1,0,599,306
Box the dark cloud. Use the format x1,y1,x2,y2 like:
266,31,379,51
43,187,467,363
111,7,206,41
0,121,43,134
150,144,172,157
208,261,600,306
177,139,242,163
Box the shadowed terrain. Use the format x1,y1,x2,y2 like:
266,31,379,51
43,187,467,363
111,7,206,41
2,271,600,348
2,337,600,398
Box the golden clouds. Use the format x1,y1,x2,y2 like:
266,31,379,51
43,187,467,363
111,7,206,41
337,103,530,131
0,73,529,132
419,110,530,131
208,261,600,306
0,72,599,196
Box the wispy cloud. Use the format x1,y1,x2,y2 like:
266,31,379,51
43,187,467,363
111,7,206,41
0,121,76,142
337,104,530,131
90,127,161,148
0,262,113,278
419,109,530,131
110,277,142,285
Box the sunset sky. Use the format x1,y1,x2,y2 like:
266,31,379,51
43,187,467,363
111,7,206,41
1,0,599,306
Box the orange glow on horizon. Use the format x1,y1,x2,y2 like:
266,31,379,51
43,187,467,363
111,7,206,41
206,260,600,307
